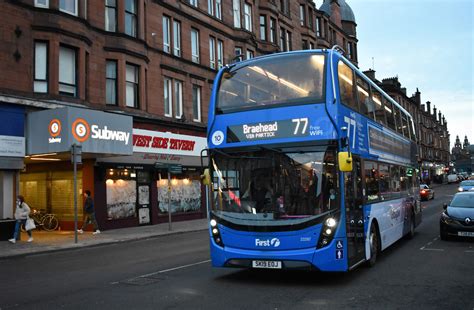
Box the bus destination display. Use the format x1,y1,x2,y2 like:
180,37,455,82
227,118,309,143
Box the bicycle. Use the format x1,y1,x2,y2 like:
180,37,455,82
21,209,60,232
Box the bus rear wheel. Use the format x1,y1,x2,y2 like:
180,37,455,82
367,224,379,267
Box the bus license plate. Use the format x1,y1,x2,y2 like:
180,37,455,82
252,260,282,269
458,231,474,237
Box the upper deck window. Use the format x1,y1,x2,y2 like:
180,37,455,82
217,53,325,114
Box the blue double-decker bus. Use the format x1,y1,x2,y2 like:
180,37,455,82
204,47,421,271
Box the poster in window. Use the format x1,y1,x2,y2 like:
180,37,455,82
138,185,150,205
158,180,201,213
138,207,150,224
106,180,137,220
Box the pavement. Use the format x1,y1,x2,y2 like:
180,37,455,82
0,218,209,259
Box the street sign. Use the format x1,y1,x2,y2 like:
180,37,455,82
154,162,182,174
168,164,182,174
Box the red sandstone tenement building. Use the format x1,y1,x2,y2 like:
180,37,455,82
0,0,358,231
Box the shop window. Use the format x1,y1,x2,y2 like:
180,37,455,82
157,171,201,214
106,168,137,220
20,171,83,221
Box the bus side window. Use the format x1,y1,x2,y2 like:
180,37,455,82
390,165,401,199
372,89,387,125
401,114,410,139
364,161,380,202
384,98,396,131
337,61,358,112
356,76,373,120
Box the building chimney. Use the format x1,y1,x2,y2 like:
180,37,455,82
438,111,442,124
433,106,437,120
363,69,376,82
426,101,431,114
412,88,421,105
401,87,407,95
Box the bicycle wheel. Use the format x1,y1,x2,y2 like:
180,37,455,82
42,214,59,231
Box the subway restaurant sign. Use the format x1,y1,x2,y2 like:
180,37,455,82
27,107,133,155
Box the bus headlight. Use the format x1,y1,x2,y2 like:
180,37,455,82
210,218,224,247
458,187,463,192
325,217,337,228
317,215,339,249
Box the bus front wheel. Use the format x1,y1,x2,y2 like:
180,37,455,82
368,224,379,267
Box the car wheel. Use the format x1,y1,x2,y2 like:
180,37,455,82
367,224,379,267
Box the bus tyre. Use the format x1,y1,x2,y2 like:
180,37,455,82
368,224,379,267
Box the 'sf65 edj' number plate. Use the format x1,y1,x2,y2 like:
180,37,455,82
252,260,282,269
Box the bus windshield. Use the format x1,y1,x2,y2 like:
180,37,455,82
216,53,326,114
210,146,338,227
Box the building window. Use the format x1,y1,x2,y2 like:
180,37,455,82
125,0,137,37
216,0,222,19
59,46,76,97
191,28,200,63
244,3,252,32
299,5,305,26
174,80,183,119
217,39,224,69
259,15,266,41
173,20,181,57
347,42,352,59
106,60,117,105
233,0,241,28
280,0,288,15
309,42,314,49
270,18,276,43
246,50,254,59
34,42,48,93
105,0,117,32
234,47,243,62
209,37,216,69
60,0,77,16
287,31,292,51
302,40,308,50
163,16,171,53
164,77,172,117
308,8,313,30
35,0,49,8
192,85,201,122
316,18,322,37
126,63,139,108
189,0,198,6
208,0,214,16
280,27,286,51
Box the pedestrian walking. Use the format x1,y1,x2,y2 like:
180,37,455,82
77,190,100,235
8,195,33,244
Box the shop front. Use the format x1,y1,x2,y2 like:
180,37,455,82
0,104,25,240
96,128,207,230
24,107,133,230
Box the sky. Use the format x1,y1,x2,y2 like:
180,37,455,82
314,0,473,149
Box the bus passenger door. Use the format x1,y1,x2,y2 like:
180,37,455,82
344,157,365,267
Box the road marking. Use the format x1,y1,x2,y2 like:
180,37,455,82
111,260,211,285
141,260,211,277
420,248,444,251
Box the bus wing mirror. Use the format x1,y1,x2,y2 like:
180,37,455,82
200,168,212,185
338,152,353,172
